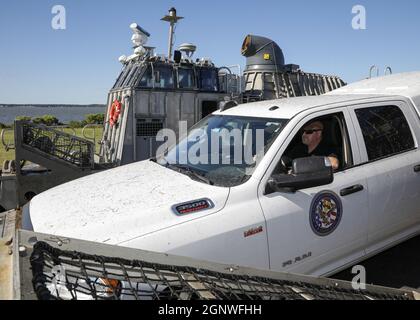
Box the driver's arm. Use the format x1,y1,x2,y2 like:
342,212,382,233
328,155,339,171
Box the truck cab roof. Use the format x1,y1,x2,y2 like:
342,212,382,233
217,71,420,120
328,71,420,100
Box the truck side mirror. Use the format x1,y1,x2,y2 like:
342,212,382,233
266,156,333,194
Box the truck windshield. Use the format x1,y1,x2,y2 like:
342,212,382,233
157,115,288,187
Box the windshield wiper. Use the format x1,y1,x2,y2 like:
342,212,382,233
166,164,214,185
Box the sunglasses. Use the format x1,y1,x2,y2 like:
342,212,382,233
302,129,322,135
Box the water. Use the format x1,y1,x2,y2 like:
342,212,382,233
0,105,106,125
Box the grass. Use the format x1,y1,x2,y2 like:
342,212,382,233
0,126,104,166
0,129,14,165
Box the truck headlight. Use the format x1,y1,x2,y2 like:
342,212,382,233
22,203,34,231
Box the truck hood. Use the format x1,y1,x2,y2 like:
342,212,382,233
29,160,230,244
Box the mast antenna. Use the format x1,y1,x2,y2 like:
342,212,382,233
161,7,183,61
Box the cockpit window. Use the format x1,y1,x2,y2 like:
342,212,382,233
154,65,174,89
122,65,140,87
178,68,195,89
198,68,218,92
112,70,125,89
113,65,132,89
137,66,153,88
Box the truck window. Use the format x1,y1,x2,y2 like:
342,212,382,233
277,113,352,174
355,105,415,161
159,115,288,187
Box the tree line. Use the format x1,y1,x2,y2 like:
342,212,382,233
0,113,105,129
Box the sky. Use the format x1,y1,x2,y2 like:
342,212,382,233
0,0,419,104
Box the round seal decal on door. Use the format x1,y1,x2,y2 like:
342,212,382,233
310,191,342,237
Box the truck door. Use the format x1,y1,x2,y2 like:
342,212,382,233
258,109,369,276
348,101,420,254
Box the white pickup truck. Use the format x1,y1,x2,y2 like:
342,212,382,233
23,72,420,277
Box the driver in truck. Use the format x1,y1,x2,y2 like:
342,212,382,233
285,120,340,171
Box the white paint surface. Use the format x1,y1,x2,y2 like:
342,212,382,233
30,160,229,244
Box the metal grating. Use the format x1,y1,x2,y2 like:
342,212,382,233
242,71,346,103
22,122,94,168
136,119,164,137
29,241,412,301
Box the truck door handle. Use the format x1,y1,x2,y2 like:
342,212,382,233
414,165,420,173
340,185,364,197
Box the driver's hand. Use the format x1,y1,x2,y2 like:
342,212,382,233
280,156,293,174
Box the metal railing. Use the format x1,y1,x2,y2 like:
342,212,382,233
1,128,15,151
81,125,97,142
369,65,393,78
21,122,95,169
